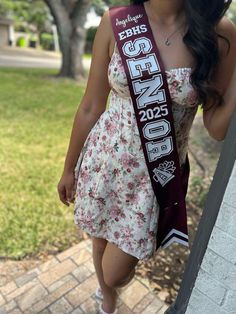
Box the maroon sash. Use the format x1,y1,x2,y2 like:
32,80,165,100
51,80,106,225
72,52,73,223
109,3,190,251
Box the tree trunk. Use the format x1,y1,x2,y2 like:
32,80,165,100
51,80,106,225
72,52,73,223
70,25,87,80
69,0,91,80
56,18,72,77
44,0,91,80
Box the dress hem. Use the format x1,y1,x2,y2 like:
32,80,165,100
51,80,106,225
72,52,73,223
74,222,155,262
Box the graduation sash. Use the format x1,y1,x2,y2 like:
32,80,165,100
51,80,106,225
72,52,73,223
109,3,190,251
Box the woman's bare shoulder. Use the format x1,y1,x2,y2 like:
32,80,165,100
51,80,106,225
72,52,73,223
216,16,236,57
102,9,116,58
98,9,113,44
216,15,236,33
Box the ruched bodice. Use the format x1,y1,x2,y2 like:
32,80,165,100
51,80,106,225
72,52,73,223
108,42,198,105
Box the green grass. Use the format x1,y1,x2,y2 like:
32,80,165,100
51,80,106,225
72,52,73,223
198,105,203,115
84,53,92,59
0,68,87,259
0,67,202,259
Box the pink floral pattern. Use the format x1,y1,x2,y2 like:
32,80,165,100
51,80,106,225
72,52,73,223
73,41,199,261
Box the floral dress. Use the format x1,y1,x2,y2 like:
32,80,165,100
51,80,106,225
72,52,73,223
73,41,199,261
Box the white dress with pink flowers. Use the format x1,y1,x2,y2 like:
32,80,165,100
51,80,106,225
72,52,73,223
73,42,199,261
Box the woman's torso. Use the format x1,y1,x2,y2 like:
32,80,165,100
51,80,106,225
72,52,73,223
104,41,199,167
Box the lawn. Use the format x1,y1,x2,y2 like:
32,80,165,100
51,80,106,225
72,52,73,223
0,67,203,260
83,53,92,59
0,68,88,259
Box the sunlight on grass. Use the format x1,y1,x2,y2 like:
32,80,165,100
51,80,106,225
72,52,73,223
0,68,87,259
198,105,203,115
0,67,202,259
84,53,92,60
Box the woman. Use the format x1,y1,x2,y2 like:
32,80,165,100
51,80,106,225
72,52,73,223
57,0,236,313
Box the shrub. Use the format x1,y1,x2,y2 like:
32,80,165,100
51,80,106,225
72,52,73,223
16,36,27,48
40,33,54,51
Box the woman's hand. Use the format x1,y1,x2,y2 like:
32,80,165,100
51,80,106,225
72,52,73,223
57,171,76,206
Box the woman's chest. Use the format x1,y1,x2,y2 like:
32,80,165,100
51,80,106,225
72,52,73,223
108,44,199,108
151,31,196,71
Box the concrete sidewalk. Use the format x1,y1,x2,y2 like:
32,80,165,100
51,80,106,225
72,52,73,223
0,46,61,58
0,46,91,69
0,239,169,314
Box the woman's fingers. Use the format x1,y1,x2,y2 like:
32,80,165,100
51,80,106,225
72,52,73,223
69,188,76,203
57,173,76,206
66,182,75,203
58,184,70,206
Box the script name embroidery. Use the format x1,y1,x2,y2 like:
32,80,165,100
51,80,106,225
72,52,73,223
116,13,143,28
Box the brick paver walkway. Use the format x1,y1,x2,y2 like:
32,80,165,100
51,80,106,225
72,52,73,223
0,239,169,314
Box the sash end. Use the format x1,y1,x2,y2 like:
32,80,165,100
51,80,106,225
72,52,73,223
156,228,189,250
161,236,189,249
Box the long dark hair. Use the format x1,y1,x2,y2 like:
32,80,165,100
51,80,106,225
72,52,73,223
130,0,232,109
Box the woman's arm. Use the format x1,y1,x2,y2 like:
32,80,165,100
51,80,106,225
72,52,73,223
203,17,236,141
58,10,112,205
62,10,112,174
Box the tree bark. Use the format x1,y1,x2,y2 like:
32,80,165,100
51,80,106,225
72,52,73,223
44,0,91,80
